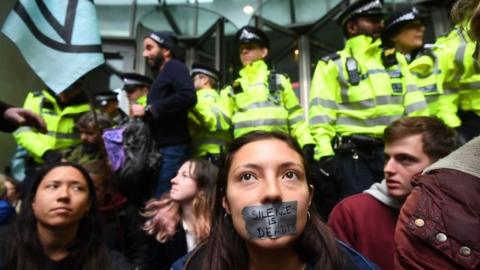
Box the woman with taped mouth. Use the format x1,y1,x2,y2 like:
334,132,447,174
181,131,379,270
1,162,130,270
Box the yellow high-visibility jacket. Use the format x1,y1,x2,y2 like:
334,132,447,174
188,87,231,157
436,25,480,123
309,35,429,159
221,60,314,148
14,90,90,162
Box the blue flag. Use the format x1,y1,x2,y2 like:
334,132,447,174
1,0,104,94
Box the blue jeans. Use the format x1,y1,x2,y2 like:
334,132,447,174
154,144,189,197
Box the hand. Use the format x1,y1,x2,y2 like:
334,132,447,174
311,156,341,180
130,104,145,117
4,107,47,133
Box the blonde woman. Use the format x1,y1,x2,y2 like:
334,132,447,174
142,159,217,270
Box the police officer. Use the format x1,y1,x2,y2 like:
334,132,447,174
382,6,458,128
121,72,152,107
435,11,480,142
309,0,428,216
14,80,90,165
221,25,315,152
93,90,128,126
13,80,91,192
189,64,231,166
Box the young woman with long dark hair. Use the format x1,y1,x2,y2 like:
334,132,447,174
2,162,129,270
183,131,378,270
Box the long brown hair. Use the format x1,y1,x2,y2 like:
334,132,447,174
143,159,218,243
202,131,346,270
4,162,111,270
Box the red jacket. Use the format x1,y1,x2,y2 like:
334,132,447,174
328,193,398,270
395,169,480,269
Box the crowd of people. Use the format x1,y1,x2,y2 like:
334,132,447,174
0,0,479,269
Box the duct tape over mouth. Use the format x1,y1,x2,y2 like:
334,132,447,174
241,201,297,239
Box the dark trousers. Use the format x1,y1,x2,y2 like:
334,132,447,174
458,110,480,143
336,143,384,198
312,135,384,220
154,144,190,198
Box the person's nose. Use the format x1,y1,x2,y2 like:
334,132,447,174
56,185,70,202
260,175,282,204
384,158,396,177
170,174,179,185
142,49,149,58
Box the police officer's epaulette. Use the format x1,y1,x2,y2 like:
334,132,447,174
382,48,398,68
320,52,340,63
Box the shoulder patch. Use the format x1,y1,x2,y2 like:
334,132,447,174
320,52,340,62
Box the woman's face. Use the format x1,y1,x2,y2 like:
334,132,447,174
170,161,198,203
32,166,91,229
393,21,425,53
223,138,313,250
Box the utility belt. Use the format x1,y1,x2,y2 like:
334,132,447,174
333,134,384,157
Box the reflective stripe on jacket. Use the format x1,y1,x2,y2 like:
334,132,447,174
309,35,428,159
13,90,90,161
221,60,314,148
189,88,231,157
436,25,480,124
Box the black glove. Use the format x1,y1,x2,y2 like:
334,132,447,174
302,144,315,163
313,155,341,180
42,150,63,164
309,155,343,219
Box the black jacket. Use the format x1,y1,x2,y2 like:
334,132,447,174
147,59,196,146
146,225,189,270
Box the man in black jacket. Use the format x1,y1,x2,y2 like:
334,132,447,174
131,31,196,197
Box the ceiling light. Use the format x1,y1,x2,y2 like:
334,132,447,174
243,5,254,14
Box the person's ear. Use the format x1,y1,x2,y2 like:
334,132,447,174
308,184,314,207
222,196,231,214
346,21,358,36
31,196,36,212
261,47,269,58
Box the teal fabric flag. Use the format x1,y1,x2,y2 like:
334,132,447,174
1,0,104,94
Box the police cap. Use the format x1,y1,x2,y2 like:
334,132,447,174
145,31,178,51
121,72,152,92
236,26,269,49
191,64,220,81
337,0,384,27
383,6,427,36
94,91,118,107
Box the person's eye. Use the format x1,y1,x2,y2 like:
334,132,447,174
239,172,256,182
71,185,85,192
45,183,58,189
396,155,418,166
282,170,300,181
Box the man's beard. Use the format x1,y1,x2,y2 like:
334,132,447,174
83,142,100,153
148,53,165,71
